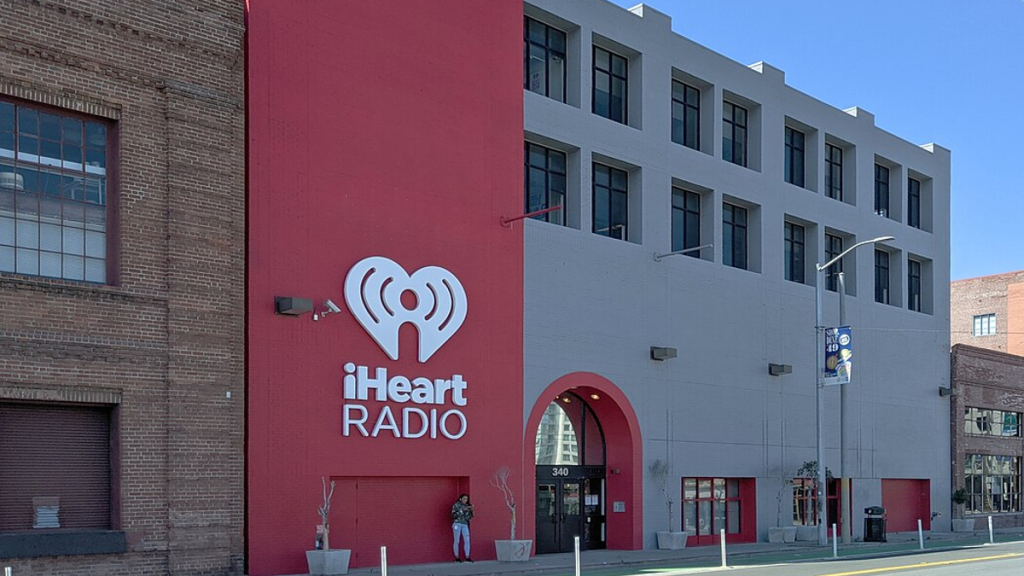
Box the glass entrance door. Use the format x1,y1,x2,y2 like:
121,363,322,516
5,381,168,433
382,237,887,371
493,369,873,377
536,467,605,554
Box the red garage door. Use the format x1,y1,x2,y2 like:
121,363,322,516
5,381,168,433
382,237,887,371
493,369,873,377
882,479,930,532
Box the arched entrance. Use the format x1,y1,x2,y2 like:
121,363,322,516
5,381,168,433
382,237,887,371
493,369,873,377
526,373,643,554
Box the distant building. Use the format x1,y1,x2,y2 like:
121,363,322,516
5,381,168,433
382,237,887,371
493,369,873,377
950,271,1024,354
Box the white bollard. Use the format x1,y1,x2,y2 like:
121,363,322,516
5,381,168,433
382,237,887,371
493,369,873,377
720,528,727,568
917,519,924,550
5,566,11,576
574,535,581,576
832,523,838,558
989,515,994,544
380,545,388,576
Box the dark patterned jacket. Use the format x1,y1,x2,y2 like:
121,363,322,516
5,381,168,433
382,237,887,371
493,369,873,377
451,501,474,525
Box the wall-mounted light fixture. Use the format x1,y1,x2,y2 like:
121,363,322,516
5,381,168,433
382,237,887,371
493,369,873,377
939,387,956,397
768,363,793,376
650,346,677,361
275,296,313,316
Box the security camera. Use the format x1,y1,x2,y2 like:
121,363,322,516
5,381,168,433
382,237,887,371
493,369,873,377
324,299,341,314
314,299,342,321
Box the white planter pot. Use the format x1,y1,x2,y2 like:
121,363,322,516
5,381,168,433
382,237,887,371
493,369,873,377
952,518,976,532
795,525,818,541
656,531,689,550
494,539,532,562
306,549,351,575
768,526,797,543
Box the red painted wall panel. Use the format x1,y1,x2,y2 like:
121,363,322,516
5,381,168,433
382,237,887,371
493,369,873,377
246,2,523,574
882,479,931,532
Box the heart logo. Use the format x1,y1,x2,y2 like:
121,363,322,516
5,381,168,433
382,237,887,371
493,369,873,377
344,256,467,363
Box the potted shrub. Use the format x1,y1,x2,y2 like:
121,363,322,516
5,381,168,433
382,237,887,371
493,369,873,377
491,466,533,562
649,459,688,549
950,488,975,532
306,477,351,575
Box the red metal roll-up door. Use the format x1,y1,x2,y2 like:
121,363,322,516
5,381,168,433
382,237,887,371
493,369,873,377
0,402,112,531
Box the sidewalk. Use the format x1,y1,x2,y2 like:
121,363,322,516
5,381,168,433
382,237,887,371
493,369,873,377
323,528,1024,576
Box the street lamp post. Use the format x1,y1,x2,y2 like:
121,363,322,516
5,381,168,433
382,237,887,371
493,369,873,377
813,235,894,546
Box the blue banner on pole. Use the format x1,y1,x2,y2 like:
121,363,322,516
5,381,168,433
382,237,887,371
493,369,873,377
824,326,852,386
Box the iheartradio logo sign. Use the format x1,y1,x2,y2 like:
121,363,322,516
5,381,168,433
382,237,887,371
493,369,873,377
344,256,467,363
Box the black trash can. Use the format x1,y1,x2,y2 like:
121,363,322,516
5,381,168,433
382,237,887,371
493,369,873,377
864,506,886,542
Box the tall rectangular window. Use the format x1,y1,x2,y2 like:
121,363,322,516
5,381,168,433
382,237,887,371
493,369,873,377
723,203,747,270
592,163,627,240
874,164,890,217
671,81,700,150
784,127,805,187
825,143,843,201
973,313,997,336
593,47,627,124
825,234,844,292
671,187,700,255
965,455,1020,514
784,222,805,284
682,478,744,537
908,177,921,228
908,258,921,312
524,142,566,225
874,249,890,304
524,17,567,103
722,102,747,167
0,100,110,283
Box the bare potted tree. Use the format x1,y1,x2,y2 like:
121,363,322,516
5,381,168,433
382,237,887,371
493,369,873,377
649,459,688,549
767,468,797,543
491,466,533,562
793,461,832,542
306,477,351,575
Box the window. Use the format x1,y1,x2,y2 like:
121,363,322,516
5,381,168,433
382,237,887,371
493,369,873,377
825,143,843,201
722,102,747,167
874,249,890,304
973,313,997,336
908,259,921,312
671,187,700,254
671,81,700,150
682,478,743,537
524,142,566,225
825,234,844,292
965,455,1020,514
908,177,921,228
784,127,805,187
593,46,627,124
592,163,627,240
524,17,566,103
784,222,805,284
0,100,110,283
964,407,1021,437
874,164,889,217
722,203,747,270
793,478,842,527
0,402,113,532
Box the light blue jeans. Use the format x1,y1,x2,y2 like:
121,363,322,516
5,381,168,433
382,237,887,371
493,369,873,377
452,522,470,557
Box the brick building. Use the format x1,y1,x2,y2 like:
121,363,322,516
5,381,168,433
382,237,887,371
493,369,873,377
949,271,1024,529
0,1,245,575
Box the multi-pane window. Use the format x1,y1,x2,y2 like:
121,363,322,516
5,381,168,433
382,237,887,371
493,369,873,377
671,81,700,150
908,259,921,312
671,187,700,255
682,478,742,536
592,163,627,240
722,203,747,270
965,455,1020,514
825,234,844,292
0,101,109,283
874,164,890,217
964,407,1021,437
874,249,890,304
825,143,843,201
784,222,805,284
722,102,747,167
908,177,921,228
793,478,841,527
524,142,566,225
524,17,566,103
593,47,627,124
973,313,997,336
784,127,805,187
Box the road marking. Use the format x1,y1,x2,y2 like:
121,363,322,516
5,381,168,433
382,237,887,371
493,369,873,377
819,553,1024,576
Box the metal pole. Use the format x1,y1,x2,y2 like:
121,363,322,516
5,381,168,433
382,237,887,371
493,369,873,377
917,519,924,550
832,523,838,558
381,546,388,576
5,566,11,576
720,528,727,568
815,267,827,546
989,516,994,544
838,272,851,545
574,535,581,576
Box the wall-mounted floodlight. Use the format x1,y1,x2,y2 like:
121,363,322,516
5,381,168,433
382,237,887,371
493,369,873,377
275,296,313,316
939,387,956,397
650,346,677,361
654,243,713,262
768,363,793,376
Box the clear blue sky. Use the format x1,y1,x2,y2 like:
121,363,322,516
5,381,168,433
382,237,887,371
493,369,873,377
610,0,1023,281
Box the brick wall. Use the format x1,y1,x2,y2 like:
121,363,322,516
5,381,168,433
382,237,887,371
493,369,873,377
950,271,1024,352
0,1,244,575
